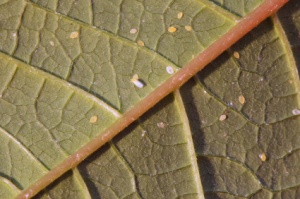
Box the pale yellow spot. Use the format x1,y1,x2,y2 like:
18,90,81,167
168,26,177,33
89,115,98,124
219,114,227,121
233,51,240,59
137,40,145,46
238,95,245,104
259,153,267,161
130,28,138,34
177,12,184,19
131,74,139,81
185,25,192,31
50,41,54,46
70,31,79,39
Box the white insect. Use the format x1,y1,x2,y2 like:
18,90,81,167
131,74,144,88
219,114,227,121
166,66,174,74
292,109,300,115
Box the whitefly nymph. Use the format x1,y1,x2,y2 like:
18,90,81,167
166,66,175,74
131,74,144,88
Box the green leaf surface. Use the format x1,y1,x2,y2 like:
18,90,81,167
0,0,299,198
180,3,300,197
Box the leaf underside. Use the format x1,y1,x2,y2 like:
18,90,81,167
0,0,300,199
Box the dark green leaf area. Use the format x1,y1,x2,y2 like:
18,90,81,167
278,1,300,71
78,95,201,199
181,18,300,196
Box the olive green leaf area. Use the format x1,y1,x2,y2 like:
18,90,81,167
0,0,240,113
278,0,300,71
0,0,261,198
76,93,202,199
0,0,295,199
181,11,300,199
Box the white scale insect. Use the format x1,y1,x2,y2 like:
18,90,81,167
131,66,175,88
131,74,144,88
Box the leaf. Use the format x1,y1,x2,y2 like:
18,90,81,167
0,0,294,198
180,2,300,198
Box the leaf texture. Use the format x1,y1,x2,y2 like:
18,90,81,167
0,0,298,198
181,5,300,198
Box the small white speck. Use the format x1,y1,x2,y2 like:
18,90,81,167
201,120,207,124
292,109,300,115
259,77,264,82
166,66,174,74
130,28,138,34
228,102,233,106
219,114,227,121
50,41,54,46
204,90,207,94
142,130,146,137
157,122,165,128
12,33,17,37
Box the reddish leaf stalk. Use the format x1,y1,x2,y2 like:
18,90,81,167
17,0,288,198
